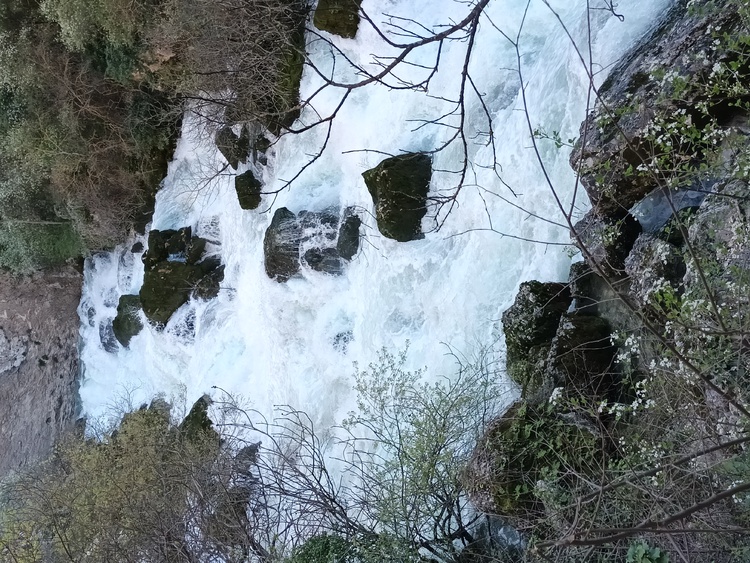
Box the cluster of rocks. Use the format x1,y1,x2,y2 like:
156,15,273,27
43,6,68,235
264,207,362,282
112,227,224,347
468,0,750,520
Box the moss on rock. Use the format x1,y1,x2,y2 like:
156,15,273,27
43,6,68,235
313,0,363,39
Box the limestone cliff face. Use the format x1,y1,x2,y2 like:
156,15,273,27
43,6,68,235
0,266,81,477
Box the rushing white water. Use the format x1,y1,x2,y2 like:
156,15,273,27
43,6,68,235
78,0,672,427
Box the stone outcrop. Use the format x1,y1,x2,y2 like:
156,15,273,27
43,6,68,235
571,2,744,216
363,153,432,242
501,281,570,398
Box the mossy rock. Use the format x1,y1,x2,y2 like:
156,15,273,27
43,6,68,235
313,0,363,38
179,395,220,450
466,401,601,517
235,170,263,210
362,153,432,242
502,281,571,395
112,294,143,348
140,262,205,324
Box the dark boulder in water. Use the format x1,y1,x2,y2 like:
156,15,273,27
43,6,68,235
112,294,143,348
337,210,361,260
264,208,302,282
235,170,263,210
363,153,431,242
140,228,224,324
313,0,363,38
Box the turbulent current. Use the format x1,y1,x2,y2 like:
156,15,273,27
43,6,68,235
77,0,672,428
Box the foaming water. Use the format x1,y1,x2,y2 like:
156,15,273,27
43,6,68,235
78,0,672,427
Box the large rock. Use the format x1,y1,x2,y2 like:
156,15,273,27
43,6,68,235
264,208,302,282
140,228,224,324
363,153,432,242
112,294,144,348
313,0,363,38
235,170,262,210
571,2,744,216
465,400,601,517
502,281,570,397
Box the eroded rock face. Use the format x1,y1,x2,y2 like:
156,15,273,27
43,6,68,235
363,153,432,242
0,328,27,373
140,228,223,325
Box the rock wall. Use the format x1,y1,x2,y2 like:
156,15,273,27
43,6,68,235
0,266,81,477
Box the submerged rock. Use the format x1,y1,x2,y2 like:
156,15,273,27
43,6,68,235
98,319,119,354
235,170,262,210
112,294,143,348
363,153,432,242
313,0,363,38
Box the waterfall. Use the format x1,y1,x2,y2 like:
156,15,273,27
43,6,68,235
77,0,672,430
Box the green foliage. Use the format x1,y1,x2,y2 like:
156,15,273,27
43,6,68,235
39,0,154,51
0,401,229,562
0,221,83,272
288,534,356,563
626,541,669,563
